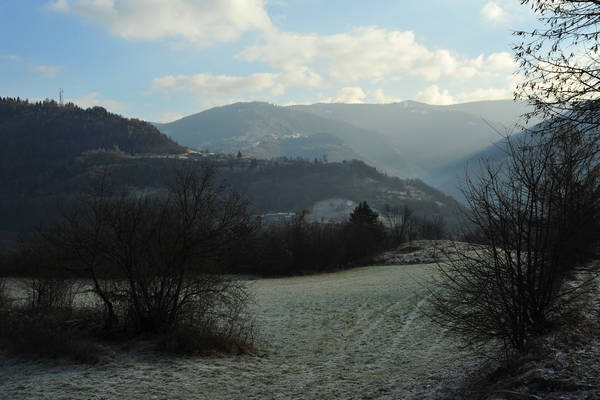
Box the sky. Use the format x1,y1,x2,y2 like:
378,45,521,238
0,1,538,122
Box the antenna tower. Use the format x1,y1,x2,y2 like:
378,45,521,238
59,88,64,106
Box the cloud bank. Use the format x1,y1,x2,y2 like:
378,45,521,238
48,0,519,106
49,0,273,45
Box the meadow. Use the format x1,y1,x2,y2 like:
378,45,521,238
0,263,483,399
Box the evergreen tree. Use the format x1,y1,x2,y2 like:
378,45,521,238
349,201,379,226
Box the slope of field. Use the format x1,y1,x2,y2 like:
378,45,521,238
0,264,483,399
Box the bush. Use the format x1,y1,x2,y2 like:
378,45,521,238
153,275,255,354
429,131,600,357
0,308,105,363
18,164,256,354
226,203,392,277
25,277,76,311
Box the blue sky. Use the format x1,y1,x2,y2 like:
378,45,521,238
0,1,537,122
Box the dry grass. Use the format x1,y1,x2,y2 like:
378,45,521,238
0,263,485,399
0,308,106,364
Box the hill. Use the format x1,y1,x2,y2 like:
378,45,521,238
0,97,185,181
0,98,466,248
0,97,186,244
291,100,532,176
220,157,462,224
154,101,414,176
156,100,532,179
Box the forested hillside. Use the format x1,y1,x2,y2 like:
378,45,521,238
154,101,413,176
0,98,464,248
0,97,185,180
0,98,186,246
156,100,532,180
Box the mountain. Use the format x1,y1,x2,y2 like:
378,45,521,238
156,100,533,180
422,138,509,202
0,97,186,245
0,97,465,248
154,102,415,176
222,158,463,227
0,97,185,181
291,100,533,176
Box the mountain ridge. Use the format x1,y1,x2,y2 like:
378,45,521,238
155,99,532,180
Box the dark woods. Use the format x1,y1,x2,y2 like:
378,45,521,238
0,165,255,356
225,201,446,276
0,161,447,358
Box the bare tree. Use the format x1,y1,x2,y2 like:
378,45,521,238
429,130,600,355
33,163,254,339
428,1,600,357
384,204,414,246
515,0,600,136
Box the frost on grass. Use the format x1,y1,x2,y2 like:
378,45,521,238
0,264,483,399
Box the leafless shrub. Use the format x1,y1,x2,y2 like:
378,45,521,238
383,204,415,246
25,277,76,311
26,163,256,353
516,1,600,136
158,276,256,354
0,307,105,363
0,277,7,309
429,130,600,357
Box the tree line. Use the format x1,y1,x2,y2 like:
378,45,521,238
0,161,448,359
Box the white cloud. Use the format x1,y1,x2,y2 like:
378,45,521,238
151,68,323,97
31,65,62,78
415,85,455,105
48,0,273,45
69,92,124,111
369,88,402,104
330,87,367,103
48,1,519,105
239,27,516,84
158,111,184,123
481,2,506,23
416,84,514,105
151,75,178,90
456,87,514,103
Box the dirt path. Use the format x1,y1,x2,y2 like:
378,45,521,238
0,264,483,399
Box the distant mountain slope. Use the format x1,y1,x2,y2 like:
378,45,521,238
423,138,509,202
441,100,533,127
155,100,532,180
154,102,416,176
222,158,462,224
0,97,186,242
0,97,466,246
0,97,185,182
291,100,532,175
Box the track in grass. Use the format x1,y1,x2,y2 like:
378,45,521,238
0,264,483,399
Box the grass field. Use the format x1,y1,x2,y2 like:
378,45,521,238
0,264,483,399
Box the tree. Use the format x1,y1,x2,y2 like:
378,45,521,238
31,164,254,340
383,204,414,246
429,131,600,355
515,0,600,137
418,215,446,241
426,0,600,359
349,201,380,226
345,202,386,262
